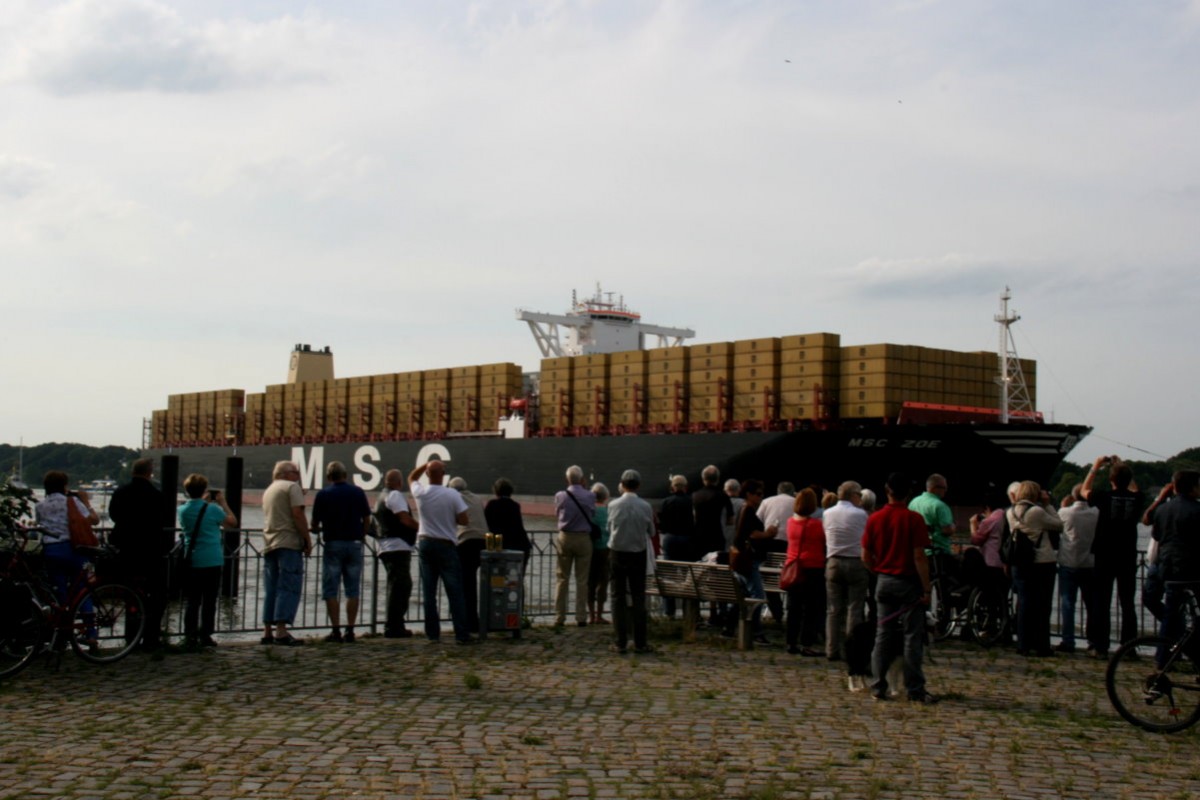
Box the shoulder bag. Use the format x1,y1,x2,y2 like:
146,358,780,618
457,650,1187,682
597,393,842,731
66,493,99,549
566,489,602,542
172,502,209,586
778,517,805,591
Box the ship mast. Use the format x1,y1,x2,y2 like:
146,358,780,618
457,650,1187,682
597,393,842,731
994,287,1034,423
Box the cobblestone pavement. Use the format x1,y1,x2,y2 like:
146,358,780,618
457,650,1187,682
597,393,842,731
2,622,1197,800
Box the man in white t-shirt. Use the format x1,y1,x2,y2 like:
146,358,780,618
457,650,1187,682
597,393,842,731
408,460,472,644
757,481,795,624
375,469,419,638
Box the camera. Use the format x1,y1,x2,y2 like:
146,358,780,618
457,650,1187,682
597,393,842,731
206,489,220,501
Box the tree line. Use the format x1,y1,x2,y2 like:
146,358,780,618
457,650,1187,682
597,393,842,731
1,442,140,487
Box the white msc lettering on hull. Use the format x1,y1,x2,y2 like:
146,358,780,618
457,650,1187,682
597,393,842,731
293,444,442,490
353,446,382,490
292,446,323,490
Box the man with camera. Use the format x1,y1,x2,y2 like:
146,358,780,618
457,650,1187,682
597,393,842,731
1082,455,1145,657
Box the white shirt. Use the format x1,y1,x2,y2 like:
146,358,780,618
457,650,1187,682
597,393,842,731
377,489,414,554
411,482,468,543
757,494,794,541
822,500,869,558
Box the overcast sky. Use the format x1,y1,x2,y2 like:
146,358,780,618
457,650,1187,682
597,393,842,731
2,0,1197,467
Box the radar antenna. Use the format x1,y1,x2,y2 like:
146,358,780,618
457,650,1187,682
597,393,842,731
995,287,1034,423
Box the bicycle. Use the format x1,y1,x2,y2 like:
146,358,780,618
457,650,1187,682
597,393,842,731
0,524,147,680
1105,581,1200,733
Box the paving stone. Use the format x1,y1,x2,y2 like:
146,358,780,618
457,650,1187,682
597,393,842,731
2,626,1199,798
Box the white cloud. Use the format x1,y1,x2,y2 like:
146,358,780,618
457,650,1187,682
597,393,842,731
0,154,53,198
4,0,334,95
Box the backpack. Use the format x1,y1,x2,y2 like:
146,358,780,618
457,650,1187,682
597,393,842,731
1000,503,1041,568
373,494,417,546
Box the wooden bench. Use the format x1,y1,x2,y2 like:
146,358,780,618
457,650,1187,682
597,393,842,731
759,552,788,596
645,560,766,650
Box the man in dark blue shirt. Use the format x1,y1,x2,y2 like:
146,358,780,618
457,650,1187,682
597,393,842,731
311,461,371,643
1150,470,1200,649
1083,455,1145,657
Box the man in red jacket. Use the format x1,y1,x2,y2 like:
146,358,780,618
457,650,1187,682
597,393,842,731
861,472,936,704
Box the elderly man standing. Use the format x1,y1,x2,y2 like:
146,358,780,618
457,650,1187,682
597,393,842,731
1056,483,1099,654
374,469,419,638
449,477,487,634
108,457,168,650
409,460,472,644
312,461,371,644
607,469,655,654
757,481,796,625
261,460,312,646
822,480,870,661
554,465,596,628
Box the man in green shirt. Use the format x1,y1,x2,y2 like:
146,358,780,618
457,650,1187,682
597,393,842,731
908,474,955,556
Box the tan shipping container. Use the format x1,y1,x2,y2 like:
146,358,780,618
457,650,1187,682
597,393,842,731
688,341,734,358
780,332,840,350
733,337,781,355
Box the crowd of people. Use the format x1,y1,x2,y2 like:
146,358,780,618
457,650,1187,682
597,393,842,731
27,453,1200,698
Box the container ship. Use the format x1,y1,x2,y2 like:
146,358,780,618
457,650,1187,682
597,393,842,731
141,288,1089,503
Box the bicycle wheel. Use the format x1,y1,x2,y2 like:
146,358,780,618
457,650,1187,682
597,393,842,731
0,581,49,679
69,583,146,664
1106,635,1200,733
928,579,956,641
967,586,1008,647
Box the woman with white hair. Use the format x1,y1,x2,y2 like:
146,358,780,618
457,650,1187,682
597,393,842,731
1006,480,1063,657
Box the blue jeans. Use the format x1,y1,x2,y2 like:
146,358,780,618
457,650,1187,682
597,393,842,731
730,563,765,634
1056,565,1093,649
321,540,364,600
872,573,926,698
263,548,304,626
418,538,469,642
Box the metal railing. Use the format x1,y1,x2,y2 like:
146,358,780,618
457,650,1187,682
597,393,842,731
153,529,565,639
88,527,1162,644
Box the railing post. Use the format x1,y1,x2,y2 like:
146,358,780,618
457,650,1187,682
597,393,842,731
222,456,243,599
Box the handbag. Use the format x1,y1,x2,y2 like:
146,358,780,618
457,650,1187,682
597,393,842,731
65,493,99,549
565,489,602,542
779,558,803,591
173,503,209,584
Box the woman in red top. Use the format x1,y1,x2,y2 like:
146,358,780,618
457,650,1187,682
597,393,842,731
785,488,827,656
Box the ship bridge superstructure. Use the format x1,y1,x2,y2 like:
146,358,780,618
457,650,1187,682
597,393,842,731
517,285,695,357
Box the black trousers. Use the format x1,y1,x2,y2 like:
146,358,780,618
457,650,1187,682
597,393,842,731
379,550,413,634
610,550,648,649
458,539,486,634
184,566,221,640
1092,555,1139,651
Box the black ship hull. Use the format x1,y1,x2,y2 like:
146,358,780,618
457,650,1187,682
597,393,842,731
144,421,1089,504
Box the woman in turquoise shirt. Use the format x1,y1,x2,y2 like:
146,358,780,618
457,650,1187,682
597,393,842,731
178,473,238,648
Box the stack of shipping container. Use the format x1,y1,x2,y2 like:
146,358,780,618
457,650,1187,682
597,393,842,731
148,341,1036,446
